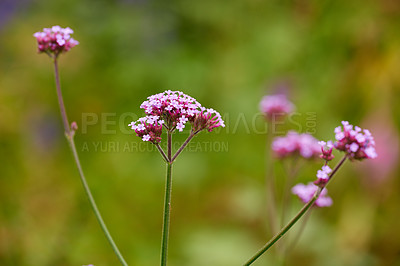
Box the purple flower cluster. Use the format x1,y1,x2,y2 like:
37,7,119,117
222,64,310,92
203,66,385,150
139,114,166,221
259,94,295,119
291,122,377,207
334,121,377,160
292,182,333,207
272,131,320,159
129,90,225,143
33,26,79,56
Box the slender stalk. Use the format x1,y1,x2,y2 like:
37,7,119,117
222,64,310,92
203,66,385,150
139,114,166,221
53,58,70,134
155,143,169,163
285,208,313,253
69,138,128,265
160,130,174,265
243,155,347,265
53,58,128,266
167,131,172,161
171,131,198,162
160,162,173,266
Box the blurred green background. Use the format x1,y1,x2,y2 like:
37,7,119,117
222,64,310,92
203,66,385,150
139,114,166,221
1,0,400,265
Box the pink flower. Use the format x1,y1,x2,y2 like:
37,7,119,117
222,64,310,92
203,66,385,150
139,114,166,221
272,131,320,159
292,182,332,207
130,91,225,142
314,165,333,186
259,94,295,120
318,140,334,161
33,26,79,57
334,121,377,160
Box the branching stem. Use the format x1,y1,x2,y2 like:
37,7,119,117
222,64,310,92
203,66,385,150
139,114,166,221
53,58,128,266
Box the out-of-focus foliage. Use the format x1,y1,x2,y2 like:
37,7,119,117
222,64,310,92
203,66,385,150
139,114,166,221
1,0,400,265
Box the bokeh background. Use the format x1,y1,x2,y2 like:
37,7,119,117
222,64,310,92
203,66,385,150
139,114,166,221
1,0,400,265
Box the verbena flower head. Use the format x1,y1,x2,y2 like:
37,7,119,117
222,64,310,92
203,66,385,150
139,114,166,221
272,131,320,159
334,121,377,160
130,90,225,143
33,26,79,57
292,182,332,207
318,140,334,161
259,94,295,119
314,165,333,186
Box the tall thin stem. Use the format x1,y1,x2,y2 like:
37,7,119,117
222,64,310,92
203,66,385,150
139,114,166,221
160,130,173,266
243,155,347,265
53,58,128,266
160,162,173,266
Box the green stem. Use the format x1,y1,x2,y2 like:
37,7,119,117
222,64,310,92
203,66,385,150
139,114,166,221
244,193,318,266
243,155,347,265
285,208,313,254
160,163,173,266
160,131,173,266
69,138,128,266
53,58,70,134
53,58,128,266
171,129,201,163
167,131,172,161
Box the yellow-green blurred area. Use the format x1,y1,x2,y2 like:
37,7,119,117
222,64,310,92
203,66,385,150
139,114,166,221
1,0,400,265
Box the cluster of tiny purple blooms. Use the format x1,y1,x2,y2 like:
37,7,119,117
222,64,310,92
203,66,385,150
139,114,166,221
334,121,377,160
129,90,225,143
260,94,378,208
292,121,377,207
33,26,79,57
